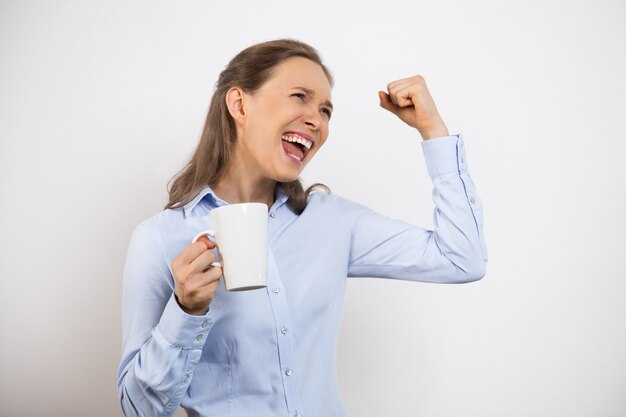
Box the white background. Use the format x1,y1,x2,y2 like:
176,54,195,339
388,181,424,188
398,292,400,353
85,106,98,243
1,1,625,416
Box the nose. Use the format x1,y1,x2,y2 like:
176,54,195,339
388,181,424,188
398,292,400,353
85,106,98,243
303,105,322,131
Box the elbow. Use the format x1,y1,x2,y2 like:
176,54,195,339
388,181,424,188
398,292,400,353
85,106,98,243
119,388,142,417
435,252,487,284
444,257,486,283
117,368,140,417
460,258,487,283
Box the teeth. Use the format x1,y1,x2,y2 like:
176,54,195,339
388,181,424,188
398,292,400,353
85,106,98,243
281,134,312,150
286,152,302,161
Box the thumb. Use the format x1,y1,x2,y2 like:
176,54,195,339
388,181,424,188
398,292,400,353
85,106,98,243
378,90,397,113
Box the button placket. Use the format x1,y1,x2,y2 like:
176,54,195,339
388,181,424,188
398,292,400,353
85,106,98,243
265,246,304,415
456,137,466,172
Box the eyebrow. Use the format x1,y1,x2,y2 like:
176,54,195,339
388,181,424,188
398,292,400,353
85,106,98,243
293,86,334,111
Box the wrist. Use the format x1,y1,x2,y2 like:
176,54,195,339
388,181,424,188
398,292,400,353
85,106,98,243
182,305,209,316
420,127,449,141
418,119,449,141
175,293,209,316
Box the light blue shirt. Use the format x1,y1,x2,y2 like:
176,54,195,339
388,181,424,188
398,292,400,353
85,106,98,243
118,134,488,417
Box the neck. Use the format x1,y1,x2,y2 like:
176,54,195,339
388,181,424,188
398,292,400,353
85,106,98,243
212,169,277,210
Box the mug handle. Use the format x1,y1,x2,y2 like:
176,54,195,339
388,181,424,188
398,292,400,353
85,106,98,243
192,230,222,268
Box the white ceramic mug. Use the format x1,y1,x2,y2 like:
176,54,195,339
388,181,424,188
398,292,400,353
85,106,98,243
192,202,268,291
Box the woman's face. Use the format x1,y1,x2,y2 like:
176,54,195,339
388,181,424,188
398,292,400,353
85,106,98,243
231,56,333,183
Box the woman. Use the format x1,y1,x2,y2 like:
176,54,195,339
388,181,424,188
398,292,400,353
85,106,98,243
118,38,487,417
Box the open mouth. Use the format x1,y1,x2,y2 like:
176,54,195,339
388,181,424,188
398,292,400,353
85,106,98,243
281,134,313,164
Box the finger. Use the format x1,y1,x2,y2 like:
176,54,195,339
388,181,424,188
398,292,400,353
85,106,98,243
195,277,221,301
200,266,223,285
387,78,410,92
189,248,218,273
185,266,222,295
196,235,216,248
174,241,211,266
388,77,425,107
386,79,410,104
393,74,425,87
387,85,399,106
379,91,397,112
184,264,222,290
393,87,414,107
388,78,413,92
389,82,417,108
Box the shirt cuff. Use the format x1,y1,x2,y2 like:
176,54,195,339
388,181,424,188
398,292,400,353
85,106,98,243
420,133,467,178
155,293,214,348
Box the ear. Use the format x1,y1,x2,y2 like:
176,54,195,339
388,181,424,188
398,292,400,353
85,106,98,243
225,87,247,122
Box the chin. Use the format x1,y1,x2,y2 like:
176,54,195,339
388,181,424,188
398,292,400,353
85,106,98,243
274,167,303,183
275,173,301,183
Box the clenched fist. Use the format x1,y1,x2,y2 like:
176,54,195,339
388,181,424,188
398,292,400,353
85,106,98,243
379,74,449,140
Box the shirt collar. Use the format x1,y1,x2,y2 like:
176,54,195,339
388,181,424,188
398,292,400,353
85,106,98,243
182,183,290,217
182,185,222,216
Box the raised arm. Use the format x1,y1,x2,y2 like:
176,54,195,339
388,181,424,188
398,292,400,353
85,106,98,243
341,74,487,282
341,134,487,283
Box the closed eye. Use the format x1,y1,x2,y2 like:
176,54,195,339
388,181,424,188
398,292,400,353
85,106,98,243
292,93,332,119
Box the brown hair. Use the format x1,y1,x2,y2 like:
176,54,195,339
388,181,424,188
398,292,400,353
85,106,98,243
164,39,333,214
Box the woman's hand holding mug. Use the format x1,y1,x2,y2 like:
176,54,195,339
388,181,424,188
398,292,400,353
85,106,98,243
171,237,222,316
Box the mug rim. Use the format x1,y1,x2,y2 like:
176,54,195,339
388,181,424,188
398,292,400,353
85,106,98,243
211,202,268,213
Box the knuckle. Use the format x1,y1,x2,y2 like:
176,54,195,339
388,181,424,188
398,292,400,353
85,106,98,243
191,242,204,254
208,266,223,278
175,272,187,285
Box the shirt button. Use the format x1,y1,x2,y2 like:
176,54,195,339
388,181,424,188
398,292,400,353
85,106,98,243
294,412,301,417
281,326,288,334
461,155,466,163
285,368,292,376
183,374,190,383
196,334,204,341
272,287,280,293
201,320,209,329
270,212,276,218
470,196,476,204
